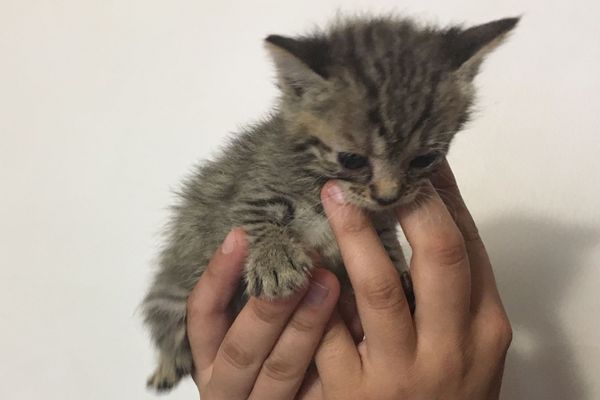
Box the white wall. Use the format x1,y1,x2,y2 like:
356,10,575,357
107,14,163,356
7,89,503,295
1,1,599,399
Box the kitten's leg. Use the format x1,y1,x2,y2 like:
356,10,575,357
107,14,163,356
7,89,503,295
378,226,416,314
142,283,194,392
244,223,313,299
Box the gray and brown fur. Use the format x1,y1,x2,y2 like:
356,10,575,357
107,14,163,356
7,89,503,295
142,14,519,391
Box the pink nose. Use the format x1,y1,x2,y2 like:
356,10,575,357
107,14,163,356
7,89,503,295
369,183,400,206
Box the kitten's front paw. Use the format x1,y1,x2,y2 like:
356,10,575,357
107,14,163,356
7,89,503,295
245,240,313,299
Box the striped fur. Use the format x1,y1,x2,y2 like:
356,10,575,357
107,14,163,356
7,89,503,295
143,14,519,391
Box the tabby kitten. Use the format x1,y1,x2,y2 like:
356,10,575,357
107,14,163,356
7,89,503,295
142,15,519,391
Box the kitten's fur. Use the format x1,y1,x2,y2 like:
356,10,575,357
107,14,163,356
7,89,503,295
142,15,518,391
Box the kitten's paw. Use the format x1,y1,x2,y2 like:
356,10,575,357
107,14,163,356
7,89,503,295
147,363,179,392
245,240,313,299
146,352,192,392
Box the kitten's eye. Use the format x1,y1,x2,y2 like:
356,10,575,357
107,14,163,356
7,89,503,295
338,152,369,170
409,153,439,169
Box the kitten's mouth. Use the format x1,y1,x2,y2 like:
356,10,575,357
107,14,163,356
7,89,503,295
350,191,420,212
369,195,414,211
342,185,425,212
336,181,427,212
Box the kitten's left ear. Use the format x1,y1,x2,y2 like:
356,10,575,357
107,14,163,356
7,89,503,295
264,35,331,96
445,17,520,80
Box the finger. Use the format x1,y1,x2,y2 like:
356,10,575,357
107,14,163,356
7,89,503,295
208,283,308,399
296,364,323,400
338,290,363,343
249,269,340,400
430,160,503,312
187,228,248,374
314,311,361,397
487,356,508,400
396,181,471,338
321,182,415,363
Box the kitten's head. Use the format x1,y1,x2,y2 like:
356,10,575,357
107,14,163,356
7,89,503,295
266,16,519,210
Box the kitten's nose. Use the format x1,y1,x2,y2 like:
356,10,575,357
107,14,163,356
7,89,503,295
370,181,400,206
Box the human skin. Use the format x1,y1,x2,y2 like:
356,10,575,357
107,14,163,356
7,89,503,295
186,161,512,399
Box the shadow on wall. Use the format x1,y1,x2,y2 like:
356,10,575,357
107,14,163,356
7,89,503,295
480,215,599,400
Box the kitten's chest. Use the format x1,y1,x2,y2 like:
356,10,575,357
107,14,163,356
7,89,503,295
291,203,396,275
293,203,342,270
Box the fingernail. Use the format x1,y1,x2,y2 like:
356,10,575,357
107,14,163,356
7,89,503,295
302,281,329,306
327,183,345,205
221,230,236,254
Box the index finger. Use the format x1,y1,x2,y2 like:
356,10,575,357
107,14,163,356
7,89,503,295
396,181,471,339
321,182,416,365
430,159,503,312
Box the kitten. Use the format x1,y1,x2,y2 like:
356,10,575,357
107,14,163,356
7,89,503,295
142,15,519,391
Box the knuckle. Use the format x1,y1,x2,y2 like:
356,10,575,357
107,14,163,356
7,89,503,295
288,315,316,334
359,276,405,311
220,338,254,369
251,300,287,325
262,354,301,382
429,241,468,267
485,312,513,353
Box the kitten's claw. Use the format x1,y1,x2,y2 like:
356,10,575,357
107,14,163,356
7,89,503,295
245,241,313,299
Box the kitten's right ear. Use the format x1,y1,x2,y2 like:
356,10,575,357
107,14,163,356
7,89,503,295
264,35,331,96
445,17,520,80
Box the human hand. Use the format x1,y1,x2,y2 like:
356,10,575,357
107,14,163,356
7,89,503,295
313,160,512,400
186,229,340,399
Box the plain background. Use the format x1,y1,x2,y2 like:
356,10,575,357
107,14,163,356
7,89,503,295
1,0,599,399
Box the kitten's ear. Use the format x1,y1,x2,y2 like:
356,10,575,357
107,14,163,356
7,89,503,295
264,35,331,95
445,17,520,79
